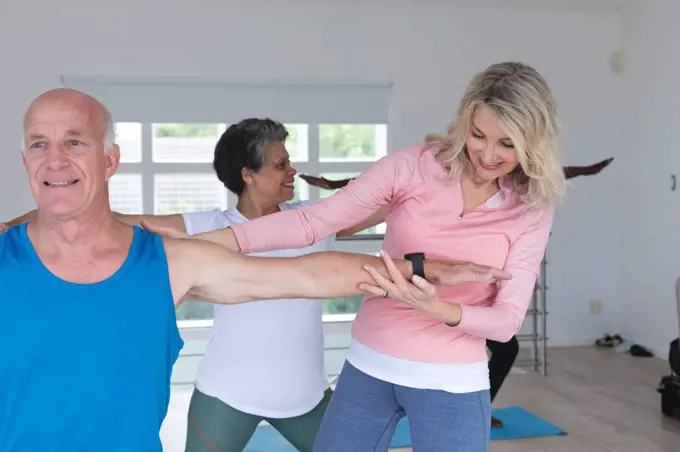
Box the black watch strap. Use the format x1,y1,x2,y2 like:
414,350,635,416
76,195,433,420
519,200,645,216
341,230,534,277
404,252,426,279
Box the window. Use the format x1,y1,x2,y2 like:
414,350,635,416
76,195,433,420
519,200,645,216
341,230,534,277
287,124,308,162
154,174,227,214
323,295,365,315
109,174,143,214
64,76,391,325
152,123,226,163
302,125,388,315
319,124,387,162
112,122,231,323
114,123,142,163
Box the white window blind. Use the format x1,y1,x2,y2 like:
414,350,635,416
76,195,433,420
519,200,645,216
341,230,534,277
60,75,392,124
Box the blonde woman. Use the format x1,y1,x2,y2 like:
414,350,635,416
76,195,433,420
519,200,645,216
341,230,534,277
159,62,566,451
298,155,613,429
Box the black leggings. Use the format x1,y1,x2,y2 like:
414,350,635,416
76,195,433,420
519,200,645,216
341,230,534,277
486,335,519,402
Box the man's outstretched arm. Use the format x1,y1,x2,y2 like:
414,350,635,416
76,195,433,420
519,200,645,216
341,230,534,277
167,238,417,305
298,157,615,189
165,238,510,306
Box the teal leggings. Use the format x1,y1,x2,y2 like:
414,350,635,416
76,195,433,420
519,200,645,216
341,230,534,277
185,387,333,452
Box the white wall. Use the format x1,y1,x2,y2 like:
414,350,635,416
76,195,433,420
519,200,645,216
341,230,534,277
618,0,680,357
0,0,624,362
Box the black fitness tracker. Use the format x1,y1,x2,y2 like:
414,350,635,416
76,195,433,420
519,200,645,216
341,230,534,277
404,252,426,279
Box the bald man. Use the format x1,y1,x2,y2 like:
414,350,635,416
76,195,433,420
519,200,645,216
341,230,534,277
0,89,510,451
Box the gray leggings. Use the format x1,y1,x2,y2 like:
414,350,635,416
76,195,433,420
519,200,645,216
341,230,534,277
185,387,333,452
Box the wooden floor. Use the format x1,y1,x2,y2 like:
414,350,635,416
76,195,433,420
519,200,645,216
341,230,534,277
160,346,680,451
483,346,678,452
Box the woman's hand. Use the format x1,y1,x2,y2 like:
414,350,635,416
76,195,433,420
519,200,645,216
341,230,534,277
359,251,510,325
140,220,188,239
141,220,242,252
359,250,455,322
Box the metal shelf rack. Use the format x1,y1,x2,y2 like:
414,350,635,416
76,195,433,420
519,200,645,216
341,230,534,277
514,257,549,375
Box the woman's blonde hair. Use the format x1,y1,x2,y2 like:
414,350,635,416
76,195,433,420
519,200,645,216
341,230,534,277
425,62,566,209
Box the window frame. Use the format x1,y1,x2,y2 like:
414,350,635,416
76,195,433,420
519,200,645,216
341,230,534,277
112,122,387,330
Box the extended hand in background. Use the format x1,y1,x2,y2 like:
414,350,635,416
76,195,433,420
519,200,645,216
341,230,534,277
298,174,348,190
586,157,614,175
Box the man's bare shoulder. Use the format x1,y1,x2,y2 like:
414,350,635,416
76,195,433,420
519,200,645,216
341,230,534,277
162,236,244,269
163,236,211,259
161,236,245,305
161,238,213,305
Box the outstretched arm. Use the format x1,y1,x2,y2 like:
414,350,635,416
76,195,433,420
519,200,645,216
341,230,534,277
296,175,386,237
563,157,613,180
166,239,511,306
166,238,512,306
300,157,614,188
168,240,407,305
298,174,353,190
190,147,418,254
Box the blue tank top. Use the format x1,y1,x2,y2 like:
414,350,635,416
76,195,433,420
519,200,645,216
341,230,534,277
0,223,184,451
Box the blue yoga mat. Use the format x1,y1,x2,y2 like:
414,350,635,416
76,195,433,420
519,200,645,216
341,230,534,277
488,405,567,441
244,405,566,451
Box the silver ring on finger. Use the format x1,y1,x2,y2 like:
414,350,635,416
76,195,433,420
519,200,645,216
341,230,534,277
381,288,388,298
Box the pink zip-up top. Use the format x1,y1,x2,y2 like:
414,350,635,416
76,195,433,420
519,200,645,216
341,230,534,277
231,144,554,364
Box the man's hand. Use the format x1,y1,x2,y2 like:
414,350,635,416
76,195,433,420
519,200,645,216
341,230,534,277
424,259,512,286
0,223,6,232
361,251,442,312
360,251,511,325
359,251,464,324
166,233,507,307
360,252,512,324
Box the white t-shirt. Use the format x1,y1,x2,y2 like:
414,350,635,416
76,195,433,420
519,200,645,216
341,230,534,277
182,201,336,418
